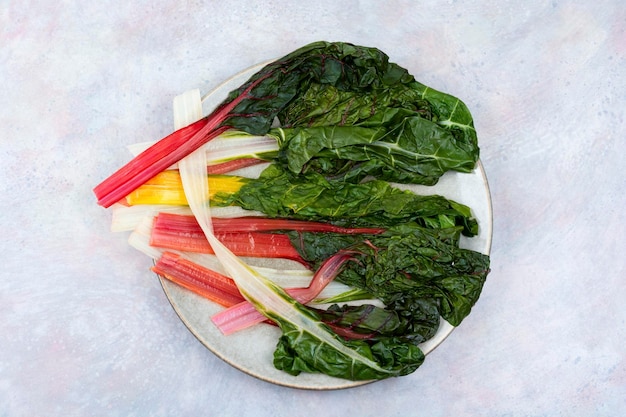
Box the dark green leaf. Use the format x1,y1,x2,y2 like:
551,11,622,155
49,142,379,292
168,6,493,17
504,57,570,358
217,41,479,185
288,225,490,326
272,319,425,380
219,164,479,236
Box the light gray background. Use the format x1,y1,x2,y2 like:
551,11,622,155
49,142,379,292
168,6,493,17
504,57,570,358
1,1,624,416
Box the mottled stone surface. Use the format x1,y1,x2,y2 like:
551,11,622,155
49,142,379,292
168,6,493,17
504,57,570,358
1,1,624,416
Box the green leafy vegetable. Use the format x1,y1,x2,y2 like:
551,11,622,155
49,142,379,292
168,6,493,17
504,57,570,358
211,42,487,381
220,41,479,185
273,318,425,379
96,40,479,206
215,163,479,236
288,224,490,327
270,110,477,185
314,300,440,343
100,41,490,382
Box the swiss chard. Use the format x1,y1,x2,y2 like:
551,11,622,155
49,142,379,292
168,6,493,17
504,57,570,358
272,318,425,379
271,225,489,374
204,41,479,185
218,164,479,236
97,41,490,382
126,164,479,236
287,225,491,327
313,298,441,343
95,40,478,206
271,104,478,186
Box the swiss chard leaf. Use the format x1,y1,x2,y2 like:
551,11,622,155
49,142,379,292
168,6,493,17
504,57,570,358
272,317,425,380
271,111,478,185
220,41,411,135
287,225,490,327
217,164,479,236
218,41,479,185
315,297,441,344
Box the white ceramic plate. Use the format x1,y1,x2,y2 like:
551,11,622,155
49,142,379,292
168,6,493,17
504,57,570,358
158,62,493,390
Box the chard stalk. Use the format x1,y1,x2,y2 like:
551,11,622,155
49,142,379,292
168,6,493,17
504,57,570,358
93,72,271,208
